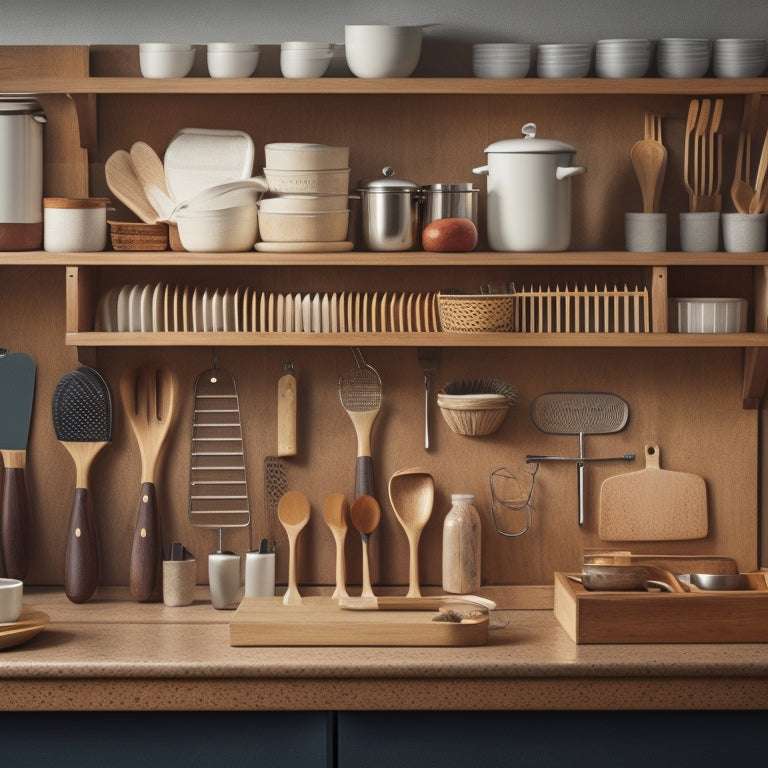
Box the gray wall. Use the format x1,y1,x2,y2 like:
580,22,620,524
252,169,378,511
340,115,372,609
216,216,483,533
0,1,765,45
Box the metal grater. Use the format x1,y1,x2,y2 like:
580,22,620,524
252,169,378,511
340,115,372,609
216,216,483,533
188,367,250,536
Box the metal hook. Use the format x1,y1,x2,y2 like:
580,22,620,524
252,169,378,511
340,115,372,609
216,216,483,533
489,463,538,538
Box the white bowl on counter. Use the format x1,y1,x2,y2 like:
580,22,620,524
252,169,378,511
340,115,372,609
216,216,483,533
669,297,748,333
175,203,258,252
258,209,350,242
207,44,261,78
139,44,196,78
264,142,350,171
344,24,423,78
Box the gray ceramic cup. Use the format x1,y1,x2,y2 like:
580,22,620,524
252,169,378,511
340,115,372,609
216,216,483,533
625,212,667,252
722,212,768,252
679,212,720,252
162,559,197,607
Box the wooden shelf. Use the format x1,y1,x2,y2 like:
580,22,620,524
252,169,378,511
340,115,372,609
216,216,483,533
2,76,768,96
5,251,768,267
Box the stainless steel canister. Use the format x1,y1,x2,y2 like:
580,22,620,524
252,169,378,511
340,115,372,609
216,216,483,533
357,167,420,251
0,96,46,250
419,183,479,231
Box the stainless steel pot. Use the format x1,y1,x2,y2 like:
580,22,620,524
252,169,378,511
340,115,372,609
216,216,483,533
357,167,419,251
420,183,479,231
0,96,46,251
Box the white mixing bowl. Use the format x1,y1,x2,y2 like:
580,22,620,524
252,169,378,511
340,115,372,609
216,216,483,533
344,24,423,78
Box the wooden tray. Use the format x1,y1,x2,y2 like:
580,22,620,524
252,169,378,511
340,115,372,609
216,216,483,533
0,608,49,650
229,596,489,647
554,571,768,644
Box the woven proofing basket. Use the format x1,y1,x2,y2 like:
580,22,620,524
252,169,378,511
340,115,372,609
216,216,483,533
437,293,516,332
437,403,509,436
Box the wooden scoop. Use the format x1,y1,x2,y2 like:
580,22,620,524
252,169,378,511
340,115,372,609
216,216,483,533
323,492,349,600
120,364,177,602
130,141,175,220
277,491,311,606
105,150,161,224
388,467,434,598
350,494,380,599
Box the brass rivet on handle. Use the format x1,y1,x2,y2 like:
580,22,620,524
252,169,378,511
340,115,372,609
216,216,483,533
140,528,147,538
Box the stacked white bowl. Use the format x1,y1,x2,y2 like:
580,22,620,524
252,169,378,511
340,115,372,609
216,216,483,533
344,24,423,77
280,42,335,78
595,39,652,78
207,43,261,78
259,143,351,246
537,43,592,78
472,44,531,78
656,38,711,78
713,38,767,78
139,43,196,78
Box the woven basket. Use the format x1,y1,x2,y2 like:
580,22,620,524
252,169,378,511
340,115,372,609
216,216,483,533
437,293,516,332
109,220,169,251
437,402,509,436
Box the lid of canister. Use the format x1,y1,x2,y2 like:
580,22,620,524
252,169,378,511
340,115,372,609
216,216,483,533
451,493,475,503
358,166,418,192
44,197,111,209
0,95,45,116
483,123,576,155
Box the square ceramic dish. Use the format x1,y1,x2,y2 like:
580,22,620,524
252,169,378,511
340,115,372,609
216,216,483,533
669,297,748,333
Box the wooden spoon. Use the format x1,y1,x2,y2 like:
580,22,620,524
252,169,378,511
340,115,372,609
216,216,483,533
387,467,434,598
349,494,380,599
130,141,175,220
277,490,311,606
630,138,667,213
683,99,700,207
323,492,349,600
120,364,177,602
105,150,160,224
749,128,768,213
731,95,759,213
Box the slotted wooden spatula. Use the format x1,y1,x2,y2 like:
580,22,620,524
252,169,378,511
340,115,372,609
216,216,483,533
599,442,708,541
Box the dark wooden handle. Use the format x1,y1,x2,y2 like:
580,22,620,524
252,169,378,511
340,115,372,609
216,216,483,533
129,481,162,602
0,466,31,580
64,487,99,604
354,456,379,584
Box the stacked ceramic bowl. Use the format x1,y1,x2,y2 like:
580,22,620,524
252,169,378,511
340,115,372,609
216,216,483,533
472,43,531,78
139,43,195,78
712,38,767,78
656,38,711,78
258,143,351,250
595,39,652,78
280,42,335,78
206,43,261,78
537,43,592,78
344,24,423,77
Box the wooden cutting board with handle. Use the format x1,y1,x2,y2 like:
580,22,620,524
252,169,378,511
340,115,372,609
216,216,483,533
599,442,708,541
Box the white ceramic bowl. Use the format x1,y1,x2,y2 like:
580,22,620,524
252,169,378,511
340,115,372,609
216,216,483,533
344,24,423,78
264,167,351,194
280,49,334,78
657,38,711,78
259,193,349,213
264,142,350,171
207,47,261,78
669,297,748,333
537,43,592,78
139,46,196,78
472,44,531,78
175,203,258,252
258,209,350,242
281,41,335,51
0,578,23,623
595,39,652,78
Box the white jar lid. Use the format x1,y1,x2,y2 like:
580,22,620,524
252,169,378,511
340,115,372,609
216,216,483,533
484,123,576,154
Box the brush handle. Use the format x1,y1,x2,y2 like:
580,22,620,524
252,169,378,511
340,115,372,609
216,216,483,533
65,487,100,603
0,451,31,580
129,481,162,602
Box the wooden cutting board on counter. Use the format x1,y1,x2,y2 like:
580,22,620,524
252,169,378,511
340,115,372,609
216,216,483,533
598,442,708,541
229,596,489,647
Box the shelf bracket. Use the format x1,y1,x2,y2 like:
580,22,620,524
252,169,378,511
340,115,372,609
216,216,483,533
742,347,768,409
68,93,98,154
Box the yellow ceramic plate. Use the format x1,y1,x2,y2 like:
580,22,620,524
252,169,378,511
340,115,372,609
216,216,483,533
0,608,49,650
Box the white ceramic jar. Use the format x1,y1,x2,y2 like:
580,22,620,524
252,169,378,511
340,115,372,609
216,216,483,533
473,123,586,252
43,198,110,252
0,96,46,250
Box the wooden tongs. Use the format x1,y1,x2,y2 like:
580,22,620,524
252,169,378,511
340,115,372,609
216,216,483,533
684,97,724,212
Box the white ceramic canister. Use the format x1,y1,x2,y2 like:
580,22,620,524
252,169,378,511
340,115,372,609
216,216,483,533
43,197,110,252
0,96,46,250
473,123,586,252
442,493,482,594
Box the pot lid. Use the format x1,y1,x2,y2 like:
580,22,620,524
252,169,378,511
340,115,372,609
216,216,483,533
358,166,418,191
483,123,576,154
0,94,45,115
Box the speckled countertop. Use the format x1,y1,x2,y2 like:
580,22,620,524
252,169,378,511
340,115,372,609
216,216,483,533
3,587,768,711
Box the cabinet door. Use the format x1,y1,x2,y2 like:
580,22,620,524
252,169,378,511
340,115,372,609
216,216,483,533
0,711,332,768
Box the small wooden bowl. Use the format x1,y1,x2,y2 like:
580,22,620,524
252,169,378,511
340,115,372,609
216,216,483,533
108,220,169,251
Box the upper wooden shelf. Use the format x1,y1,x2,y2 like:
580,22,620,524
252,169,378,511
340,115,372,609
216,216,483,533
2,76,768,96
4,250,768,267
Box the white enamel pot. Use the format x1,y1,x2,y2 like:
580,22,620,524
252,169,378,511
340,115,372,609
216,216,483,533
473,123,586,252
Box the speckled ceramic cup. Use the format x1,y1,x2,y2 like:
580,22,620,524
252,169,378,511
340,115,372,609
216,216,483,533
721,212,768,252
680,212,720,252
625,212,667,252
